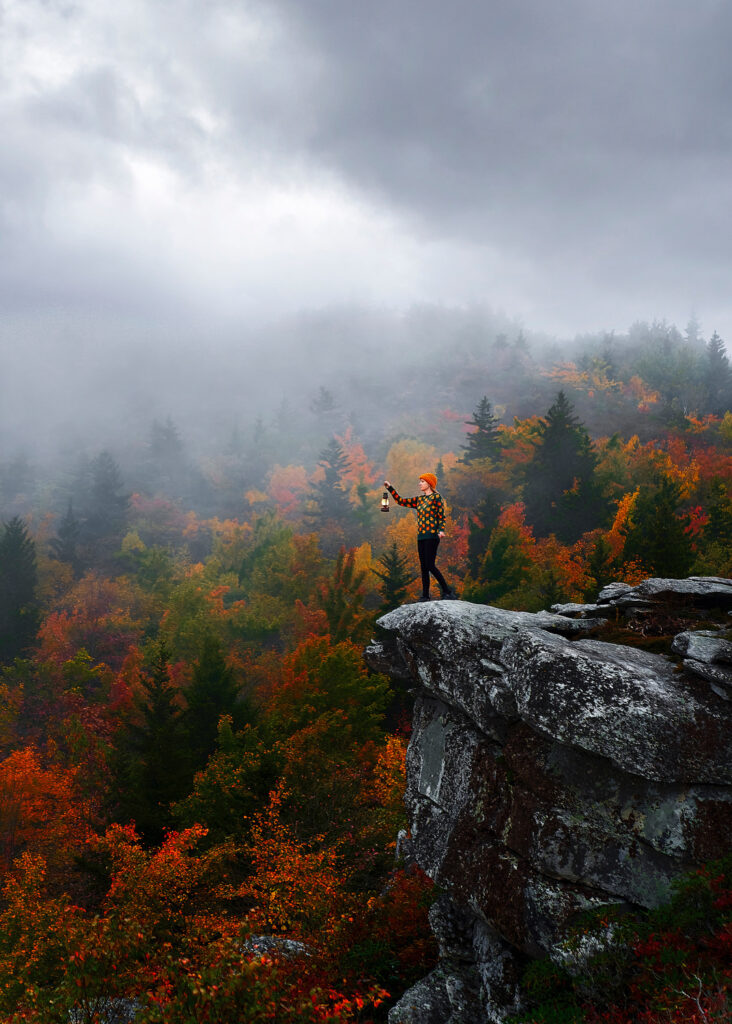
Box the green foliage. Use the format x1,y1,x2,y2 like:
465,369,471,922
305,438,357,554
0,516,39,664
522,392,607,542
622,475,693,577
372,540,416,612
462,524,531,604
174,718,278,845
316,547,369,643
84,451,130,554
183,634,253,771
513,853,732,1024
49,501,82,578
461,397,501,463
116,642,191,843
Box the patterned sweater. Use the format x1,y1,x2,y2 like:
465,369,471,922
386,486,446,538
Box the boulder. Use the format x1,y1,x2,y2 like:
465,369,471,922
366,581,732,1024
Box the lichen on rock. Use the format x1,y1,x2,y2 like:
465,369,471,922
365,580,732,1024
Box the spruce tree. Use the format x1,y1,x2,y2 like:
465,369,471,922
183,635,247,770
622,476,693,578
705,332,732,415
308,439,353,522
306,438,357,553
84,451,129,564
317,547,369,642
372,541,416,612
523,391,606,542
119,642,190,842
705,477,732,546
467,492,502,575
49,501,82,577
460,397,501,463
0,517,39,663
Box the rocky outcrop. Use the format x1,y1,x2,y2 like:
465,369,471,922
365,579,732,1024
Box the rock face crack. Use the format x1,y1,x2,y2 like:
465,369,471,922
365,586,732,1024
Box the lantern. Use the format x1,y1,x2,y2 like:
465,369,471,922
381,491,390,512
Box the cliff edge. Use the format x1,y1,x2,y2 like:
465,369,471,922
364,578,732,1024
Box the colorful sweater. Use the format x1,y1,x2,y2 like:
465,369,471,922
387,486,445,538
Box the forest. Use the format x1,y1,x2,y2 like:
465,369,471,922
1,315,731,1022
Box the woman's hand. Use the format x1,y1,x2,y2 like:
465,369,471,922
438,531,446,538
384,480,391,488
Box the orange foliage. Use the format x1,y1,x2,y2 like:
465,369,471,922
626,375,660,409
498,418,543,469
267,464,310,517
35,573,150,672
606,490,639,560
335,427,380,488
223,784,355,940
0,747,87,871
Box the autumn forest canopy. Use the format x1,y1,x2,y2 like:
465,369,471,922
1,313,732,1021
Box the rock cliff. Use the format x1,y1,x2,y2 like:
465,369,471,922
364,578,732,1024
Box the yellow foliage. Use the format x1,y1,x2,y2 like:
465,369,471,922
385,439,439,490
607,489,639,559
121,530,145,554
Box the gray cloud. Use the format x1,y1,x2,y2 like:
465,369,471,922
2,0,732,359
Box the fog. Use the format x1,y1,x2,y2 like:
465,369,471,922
2,0,732,470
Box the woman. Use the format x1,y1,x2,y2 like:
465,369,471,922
383,473,457,602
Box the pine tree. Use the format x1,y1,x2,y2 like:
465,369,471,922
145,417,188,498
316,547,369,643
622,476,693,578
118,642,190,842
705,332,732,415
306,438,357,553
49,501,82,577
467,492,502,575
84,451,129,563
585,535,615,600
462,523,531,605
183,635,247,770
705,477,732,546
523,391,606,542
372,541,416,612
460,397,501,463
0,517,38,663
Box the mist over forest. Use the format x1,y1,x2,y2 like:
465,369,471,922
3,1,732,1020
3,305,727,524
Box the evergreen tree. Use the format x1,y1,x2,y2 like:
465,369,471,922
316,547,369,643
306,438,356,553
310,386,338,416
84,451,129,563
183,635,248,771
460,397,501,463
49,501,82,577
523,391,606,542
372,541,416,612
705,332,732,415
622,476,693,578
704,477,732,546
462,523,531,605
145,417,188,498
584,535,615,600
118,642,190,842
466,492,502,575
0,517,39,663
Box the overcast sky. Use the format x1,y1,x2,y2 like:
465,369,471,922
2,0,732,350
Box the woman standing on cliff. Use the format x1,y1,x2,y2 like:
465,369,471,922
383,473,457,602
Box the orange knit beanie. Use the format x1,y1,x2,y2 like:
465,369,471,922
419,473,437,490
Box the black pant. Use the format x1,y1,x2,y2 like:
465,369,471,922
418,536,449,597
